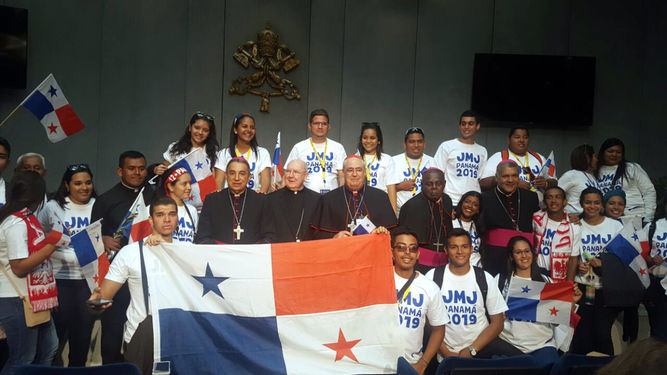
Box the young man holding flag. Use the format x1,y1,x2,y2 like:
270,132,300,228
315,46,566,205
90,150,153,364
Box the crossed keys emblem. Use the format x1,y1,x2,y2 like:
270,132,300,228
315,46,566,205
229,25,301,112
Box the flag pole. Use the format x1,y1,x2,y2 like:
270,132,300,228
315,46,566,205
0,103,23,129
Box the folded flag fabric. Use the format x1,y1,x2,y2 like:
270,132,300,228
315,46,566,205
71,219,104,267
20,74,85,143
604,220,650,288
506,277,573,326
272,131,283,185
115,188,151,244
539,151,556,178
149,234,401,375
170,148,217,209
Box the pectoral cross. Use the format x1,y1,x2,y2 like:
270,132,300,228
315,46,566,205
233,225,244,240
433,242,444,252
347,220,357,232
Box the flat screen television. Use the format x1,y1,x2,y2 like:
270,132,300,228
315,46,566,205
0,5,28,89
471,53,595,127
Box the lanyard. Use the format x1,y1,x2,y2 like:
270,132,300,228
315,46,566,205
363,154,377,184
235,146,251,161
309,138,328,184
404,154,423,195
509,150,530,171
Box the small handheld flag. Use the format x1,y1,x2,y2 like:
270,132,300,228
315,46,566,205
170,148,217,209
506,277,573,326
604,220,650,288
272,131,283,185
114,188,151,245
20,74,85,142
539,151,556,178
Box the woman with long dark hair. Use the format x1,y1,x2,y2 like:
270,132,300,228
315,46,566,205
559,144,598,214
595,138,656,222
0,172,68,374
452,191,484,267
496,236,581,364
355,122,395,194
214,113,271,193
37,164,97,367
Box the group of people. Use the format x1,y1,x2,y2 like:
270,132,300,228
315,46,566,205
0,107,664,375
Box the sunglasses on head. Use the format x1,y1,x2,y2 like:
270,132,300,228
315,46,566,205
194,112,215,121
67,163,90,173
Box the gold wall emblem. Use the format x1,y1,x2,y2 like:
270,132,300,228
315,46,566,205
229,25,301,112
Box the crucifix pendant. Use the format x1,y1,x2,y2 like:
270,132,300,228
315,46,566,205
233,224,244,240
347,221,357,232
433,242,443,252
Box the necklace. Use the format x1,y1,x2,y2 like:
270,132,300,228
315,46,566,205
404,154,423,195
428,199,447,251
495,186,521,230
343,185,367,231
309,138,328,185
227,190,247,241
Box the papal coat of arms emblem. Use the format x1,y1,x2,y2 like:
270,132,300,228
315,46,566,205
229,25,301,112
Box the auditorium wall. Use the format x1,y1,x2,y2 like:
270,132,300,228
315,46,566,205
0,0,665,191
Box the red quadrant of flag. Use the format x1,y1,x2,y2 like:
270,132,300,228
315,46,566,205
271,234,395,316
540,281,573,303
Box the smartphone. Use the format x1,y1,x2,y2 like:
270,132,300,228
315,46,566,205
86,298,113,307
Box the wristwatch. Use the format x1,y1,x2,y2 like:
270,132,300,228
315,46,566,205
468,346,477,357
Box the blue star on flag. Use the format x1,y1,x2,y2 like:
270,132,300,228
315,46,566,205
631,233,639,241
193,263,228,298
195,161,204,169
48,85,58,97
95,234,100,242
521,285,531,293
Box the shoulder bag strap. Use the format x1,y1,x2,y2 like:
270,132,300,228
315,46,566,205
138,240,150,314
396,271,417,302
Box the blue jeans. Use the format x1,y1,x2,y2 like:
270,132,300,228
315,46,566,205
0,297,58,375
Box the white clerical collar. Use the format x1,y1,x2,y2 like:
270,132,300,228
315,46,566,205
232,190,247,198
120,181,141,193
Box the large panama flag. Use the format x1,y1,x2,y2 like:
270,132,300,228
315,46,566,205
148,234,401,375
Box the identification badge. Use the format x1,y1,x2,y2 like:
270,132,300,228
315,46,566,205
320,189,330,195
352,216,376,235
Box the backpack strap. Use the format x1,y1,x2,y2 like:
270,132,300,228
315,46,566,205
648,220,657,249
138,240,150,315
473,266,491,323
501,149,509,161
434,266,445,289
528,151,543,164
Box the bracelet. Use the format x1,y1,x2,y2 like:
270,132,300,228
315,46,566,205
418,357,428,365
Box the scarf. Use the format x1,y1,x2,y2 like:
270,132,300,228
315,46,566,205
533,210,575,281
12,208,58,311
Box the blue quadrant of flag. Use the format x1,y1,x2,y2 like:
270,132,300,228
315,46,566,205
159,308,287,375
506,296,539,322
23,91,54,120
70,230,98,267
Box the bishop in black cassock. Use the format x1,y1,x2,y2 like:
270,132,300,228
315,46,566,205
481,161,539,276
195,158,265,244
398,168,453,273
311,156,397,239
262,160,321,242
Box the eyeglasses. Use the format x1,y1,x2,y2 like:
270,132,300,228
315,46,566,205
67,163,91,173
284,169,305,176
344,167,364,174
512,250,532,256
393,244,419,254
194,112,215,121
311,121,329,127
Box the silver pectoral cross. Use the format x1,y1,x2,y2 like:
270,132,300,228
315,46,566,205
433,242,444,251
233,225,244,240
347,220,357,232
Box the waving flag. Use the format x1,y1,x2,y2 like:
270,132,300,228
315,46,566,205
149,234,401,375
70,219,111,290
114,188,151,244
272,131,283,185
539,151,556,178
506,277,573,326
171,148,216,208
20,74,85,142
604,220,650,288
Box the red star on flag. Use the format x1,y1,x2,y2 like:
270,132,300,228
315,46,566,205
323,328,361,363
639,268,646,275
48,124,58,133
549,306,559,316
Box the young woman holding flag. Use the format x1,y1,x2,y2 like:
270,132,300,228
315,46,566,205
157,165,198,243
37,164,97,367
214,113,271,193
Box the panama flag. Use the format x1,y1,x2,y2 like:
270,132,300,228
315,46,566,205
506,277,573,326
149,234,401,375
171,148,217,208
115,188,152,244
539,151,556,178
69,220,110,290
272,131,283,185
20,74,85,143
605,220,650,288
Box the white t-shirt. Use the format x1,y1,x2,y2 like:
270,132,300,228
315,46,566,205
173,204,199,243
558,170,598,214
285,138,346,194
105,242,166,343
434,139,487,205
452,219,481,267
0,216,33,297
482,150,552,183
396,272,449,364
650,219,667,259
388,153,436,211
532,213,581,281
355,152,394,192
425,265,508,354
576,217,623,288
596,163,657,222
215,146,272,192
497,275,556,353
38,198,96,279
0,178,5,206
